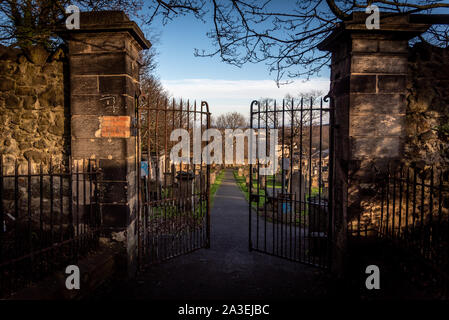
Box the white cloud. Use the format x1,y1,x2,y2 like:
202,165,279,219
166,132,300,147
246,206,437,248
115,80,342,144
160,78,330,117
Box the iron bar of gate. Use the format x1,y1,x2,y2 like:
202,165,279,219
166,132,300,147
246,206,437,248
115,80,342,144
429,168,435,260
204,101,211,249
290,99,294,259
136,97,211,266
248,101,255,251
307,98,313,265
265,101,269,253
281,99,285,257
256,100,260,251
327,94,334,270
318,98,323,265
398,166,403,240
272,100,279,255
272,101,276,256
405,167,410,240
435,172,442,263
249,98,332,268
299,98,305,262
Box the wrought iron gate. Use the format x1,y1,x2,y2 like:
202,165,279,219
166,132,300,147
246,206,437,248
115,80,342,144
248,97,334,268
136,97,211,266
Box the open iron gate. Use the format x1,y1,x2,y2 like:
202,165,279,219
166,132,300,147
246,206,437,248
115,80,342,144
248,98,334,268
136,97,211,267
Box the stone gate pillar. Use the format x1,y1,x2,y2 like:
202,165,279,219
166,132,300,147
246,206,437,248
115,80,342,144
58,11,151,276
318,13,430,275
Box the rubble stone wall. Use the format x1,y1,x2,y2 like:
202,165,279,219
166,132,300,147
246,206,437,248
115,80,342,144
405,42,449,171
0,45,69,169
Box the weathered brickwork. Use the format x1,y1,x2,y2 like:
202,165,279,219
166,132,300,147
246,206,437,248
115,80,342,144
0,45,69,166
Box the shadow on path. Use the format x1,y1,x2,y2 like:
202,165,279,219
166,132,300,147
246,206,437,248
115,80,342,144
92,170,329,300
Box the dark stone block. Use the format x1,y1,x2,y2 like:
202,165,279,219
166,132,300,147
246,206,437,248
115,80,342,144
100,181,128,204
71,94,134,116
71,138,135,159
101,204,129,228
99,76,137,95
378,75,406,93
99,76,124,94
352,55,407,74
70,53,134,76
351,94,405,114
71,115,100,139
350,75,376,93
71,76,97,94
99,159,128,180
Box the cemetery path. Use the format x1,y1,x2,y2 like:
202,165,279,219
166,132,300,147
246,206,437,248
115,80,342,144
89,169,330,300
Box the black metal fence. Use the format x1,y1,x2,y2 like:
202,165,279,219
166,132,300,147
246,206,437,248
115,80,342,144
350,165,449,295
0,156,101,297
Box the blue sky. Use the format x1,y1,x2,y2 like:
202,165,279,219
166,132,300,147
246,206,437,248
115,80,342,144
142,1,448,118
143,3,331,118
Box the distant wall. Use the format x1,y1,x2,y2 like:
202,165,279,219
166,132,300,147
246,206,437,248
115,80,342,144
405,42,449,171
0,45,69,168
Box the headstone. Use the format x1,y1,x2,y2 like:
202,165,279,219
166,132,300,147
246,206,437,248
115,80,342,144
288,171,306,202
164,172,173,186
312,176,319,188
275,174,282,184
282,158,290,171
141,161,149,178
259,177,266,189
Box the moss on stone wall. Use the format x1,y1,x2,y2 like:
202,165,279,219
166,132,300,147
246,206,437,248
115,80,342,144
0,45,69,167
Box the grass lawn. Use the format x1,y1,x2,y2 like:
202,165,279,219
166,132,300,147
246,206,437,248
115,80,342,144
210,169,224,208
233,169,323,226
233,170,321,208
233,170,265,210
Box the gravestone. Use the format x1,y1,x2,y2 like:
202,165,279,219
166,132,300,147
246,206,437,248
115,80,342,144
288,171,306,203
259,176,266,189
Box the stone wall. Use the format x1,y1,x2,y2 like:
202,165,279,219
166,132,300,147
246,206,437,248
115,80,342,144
347,42,449,235
0,45,69,167
405,42,449,171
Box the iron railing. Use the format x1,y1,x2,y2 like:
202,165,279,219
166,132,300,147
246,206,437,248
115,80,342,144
350,165,449,295
0,156,101,297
